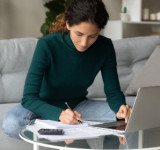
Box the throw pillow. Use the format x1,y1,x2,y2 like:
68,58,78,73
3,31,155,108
125,45,160,95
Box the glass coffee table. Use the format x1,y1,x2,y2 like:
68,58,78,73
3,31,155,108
19,126,160,150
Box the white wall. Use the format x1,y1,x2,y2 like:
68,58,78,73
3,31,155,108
122,0,142,22
0,0,123,40
101,21,123,40
0,0,46,39
103,0,122,20
1,0,158,40
102,0,123,40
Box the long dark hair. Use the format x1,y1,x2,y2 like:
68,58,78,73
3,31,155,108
49,0,109,33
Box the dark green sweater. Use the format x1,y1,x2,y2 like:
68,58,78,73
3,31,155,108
22,32,126,121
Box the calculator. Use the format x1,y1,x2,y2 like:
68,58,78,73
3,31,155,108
38,129,64,135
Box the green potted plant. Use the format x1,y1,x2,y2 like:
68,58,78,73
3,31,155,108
41,0,71,37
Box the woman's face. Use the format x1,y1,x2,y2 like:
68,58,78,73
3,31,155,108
66,21,100,52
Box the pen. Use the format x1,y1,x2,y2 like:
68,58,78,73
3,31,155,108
65,102,82,124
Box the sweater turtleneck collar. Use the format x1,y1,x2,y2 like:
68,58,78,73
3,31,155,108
63,31,88,55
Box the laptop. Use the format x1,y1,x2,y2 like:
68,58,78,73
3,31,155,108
93,86,160,133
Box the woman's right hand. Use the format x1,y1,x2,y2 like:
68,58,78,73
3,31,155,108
59,109,82,125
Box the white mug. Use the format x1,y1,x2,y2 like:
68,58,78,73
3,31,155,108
157,12,160,21
143,8,149,20
150,13,157,21
120,13,130,22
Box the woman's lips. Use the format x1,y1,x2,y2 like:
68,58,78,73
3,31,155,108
78,45,87,50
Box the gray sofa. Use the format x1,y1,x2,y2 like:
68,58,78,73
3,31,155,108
0,35,160,150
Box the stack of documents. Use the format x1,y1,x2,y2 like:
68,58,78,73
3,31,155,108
26,119,117,141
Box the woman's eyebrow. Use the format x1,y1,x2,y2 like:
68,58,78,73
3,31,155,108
89,33,98,36
75,31,83,34
75,31,98,36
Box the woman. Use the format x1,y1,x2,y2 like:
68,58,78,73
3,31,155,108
2,0,131,139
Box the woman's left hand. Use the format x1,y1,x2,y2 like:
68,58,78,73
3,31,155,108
116,105,132,123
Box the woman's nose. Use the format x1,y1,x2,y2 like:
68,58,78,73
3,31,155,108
81,37,88,47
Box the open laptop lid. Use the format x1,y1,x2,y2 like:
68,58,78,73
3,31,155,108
125,86,160,132
93,86,160,133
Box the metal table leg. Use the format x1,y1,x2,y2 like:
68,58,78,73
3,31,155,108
33,143,39,150
33,133,39,150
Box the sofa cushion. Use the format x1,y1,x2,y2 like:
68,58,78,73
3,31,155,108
0,38,37,103
125,96,136,107
87,36,160,98
0,36,160,102
87,72,106,98
125,45,160,95
113,36,160,93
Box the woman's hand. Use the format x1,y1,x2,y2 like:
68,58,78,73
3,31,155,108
65,140,75,145
59,109,82,125
116,105,132,123
118,136,126,145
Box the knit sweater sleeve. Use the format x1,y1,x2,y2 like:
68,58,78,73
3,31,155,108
21,39,63,121
101,39,126,113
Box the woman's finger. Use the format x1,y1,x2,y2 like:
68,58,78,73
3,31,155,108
125,106,132,123
59,109,80,124
117,105,126,119
117,105,131,121
74,111,82,119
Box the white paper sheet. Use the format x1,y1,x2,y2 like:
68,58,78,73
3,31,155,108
35,119,102,129
26,119,121,141
26,124,115,142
